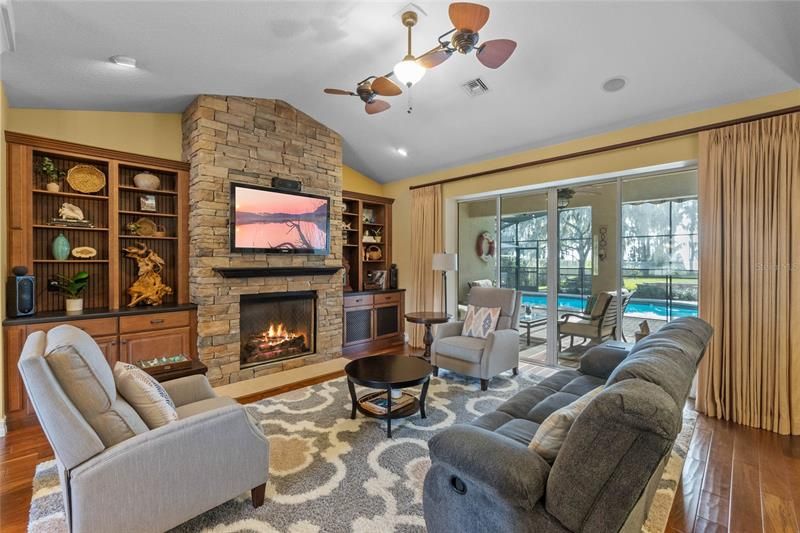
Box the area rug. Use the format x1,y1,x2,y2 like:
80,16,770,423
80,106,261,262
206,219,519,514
27,364,694,533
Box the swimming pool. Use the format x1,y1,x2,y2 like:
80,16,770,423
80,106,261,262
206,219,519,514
520,293,698,320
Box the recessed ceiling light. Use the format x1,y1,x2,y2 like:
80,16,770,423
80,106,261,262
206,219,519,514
602,76,627,93
110,55,137,69
396,147,408,157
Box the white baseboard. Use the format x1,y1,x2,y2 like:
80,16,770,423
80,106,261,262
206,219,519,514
0,417,7,437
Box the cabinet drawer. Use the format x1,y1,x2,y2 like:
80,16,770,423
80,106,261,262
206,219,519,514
344,294,374,308
373,292,401,305
120,311,191,334
26,317,117,337
119,327,191,364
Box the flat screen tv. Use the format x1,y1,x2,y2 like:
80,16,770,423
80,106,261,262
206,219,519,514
230,182,331,254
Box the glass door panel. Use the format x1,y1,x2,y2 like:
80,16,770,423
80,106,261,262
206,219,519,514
457,199,498,320
500,192,550,365
621,171,698,336
557,181,619,366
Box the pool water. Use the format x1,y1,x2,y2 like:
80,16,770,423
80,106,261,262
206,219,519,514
520,293,698,320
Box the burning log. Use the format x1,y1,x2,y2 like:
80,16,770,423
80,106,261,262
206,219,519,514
243,321,308,363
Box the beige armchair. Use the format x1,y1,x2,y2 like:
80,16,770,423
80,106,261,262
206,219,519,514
18,324,270,533
432,287,522,391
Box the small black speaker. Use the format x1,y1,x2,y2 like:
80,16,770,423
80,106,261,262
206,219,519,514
7,265,35,317
271,177,302,192
389,264,399,290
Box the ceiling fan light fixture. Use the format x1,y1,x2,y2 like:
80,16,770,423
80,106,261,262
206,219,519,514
394,54,426,87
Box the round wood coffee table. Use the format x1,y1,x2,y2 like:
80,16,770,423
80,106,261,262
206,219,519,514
345,355,433,438
405,311,451,359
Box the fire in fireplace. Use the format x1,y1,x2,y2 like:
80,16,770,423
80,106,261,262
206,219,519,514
240,291,316,368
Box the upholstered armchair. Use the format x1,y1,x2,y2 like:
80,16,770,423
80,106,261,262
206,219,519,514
432,287,522,390
18,325,270,533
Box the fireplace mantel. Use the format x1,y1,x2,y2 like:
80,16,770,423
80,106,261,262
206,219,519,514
213,266,342,278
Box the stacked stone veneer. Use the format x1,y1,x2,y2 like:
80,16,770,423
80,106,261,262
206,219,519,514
182,95,343,385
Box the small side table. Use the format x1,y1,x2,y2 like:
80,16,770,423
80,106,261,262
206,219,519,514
405,312,451,359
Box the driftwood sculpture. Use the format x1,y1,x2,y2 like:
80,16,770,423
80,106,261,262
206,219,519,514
122,242,173,307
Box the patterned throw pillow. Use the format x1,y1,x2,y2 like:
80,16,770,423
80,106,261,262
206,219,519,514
461,305,501,338
114,362,178,429
529,386,604,462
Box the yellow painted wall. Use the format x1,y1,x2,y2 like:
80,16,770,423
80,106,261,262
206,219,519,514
6,108,183,160
384,89,800,311
343,165,384,196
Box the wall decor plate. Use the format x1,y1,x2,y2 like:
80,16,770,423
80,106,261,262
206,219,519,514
71,246,98,259
66,165,106,193
134,217,158,236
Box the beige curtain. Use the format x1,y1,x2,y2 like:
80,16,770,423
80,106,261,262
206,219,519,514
697,112,800,435
408,185,443,347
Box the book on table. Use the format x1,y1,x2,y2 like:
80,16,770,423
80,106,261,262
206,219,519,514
361,392,414,415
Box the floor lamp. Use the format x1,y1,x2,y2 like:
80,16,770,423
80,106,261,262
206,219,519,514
432,253,458,315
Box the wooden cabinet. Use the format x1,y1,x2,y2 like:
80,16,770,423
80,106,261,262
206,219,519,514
2,307,197,430
343,290,405,355
341,191,394,293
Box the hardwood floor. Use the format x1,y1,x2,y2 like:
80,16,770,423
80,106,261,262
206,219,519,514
2,367,798,533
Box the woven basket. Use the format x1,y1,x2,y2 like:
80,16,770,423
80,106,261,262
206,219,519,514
66,165,106,193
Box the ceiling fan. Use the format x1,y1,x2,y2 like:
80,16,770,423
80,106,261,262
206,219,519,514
414,2,518,73
323,75,403,115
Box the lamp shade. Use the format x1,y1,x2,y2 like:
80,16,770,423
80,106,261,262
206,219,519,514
432,253,458,272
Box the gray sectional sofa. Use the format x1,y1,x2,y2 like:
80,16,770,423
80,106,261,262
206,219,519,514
423,317,713,533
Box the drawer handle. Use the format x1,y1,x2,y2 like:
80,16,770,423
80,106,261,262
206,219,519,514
150,319,165,324
120,340,128,345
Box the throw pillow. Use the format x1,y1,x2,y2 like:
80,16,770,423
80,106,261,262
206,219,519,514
529,386,604,462
461,304,501,338
114,362,178,429
45,336,149,448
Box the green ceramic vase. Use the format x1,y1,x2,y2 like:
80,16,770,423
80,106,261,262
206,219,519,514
52,232,71,261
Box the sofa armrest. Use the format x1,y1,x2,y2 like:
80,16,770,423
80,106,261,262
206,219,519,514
161,374,216,407
68,404,268,532
435,321,464,340
427,424,550,509
579,344,630,379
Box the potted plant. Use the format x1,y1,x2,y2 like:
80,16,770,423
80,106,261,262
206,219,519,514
40,157,65,192
373,227,383,243
53,271,89,313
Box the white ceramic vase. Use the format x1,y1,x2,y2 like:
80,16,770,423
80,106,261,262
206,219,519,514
46,182,60,192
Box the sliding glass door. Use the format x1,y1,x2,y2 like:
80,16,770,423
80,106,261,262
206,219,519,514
456,167,698,367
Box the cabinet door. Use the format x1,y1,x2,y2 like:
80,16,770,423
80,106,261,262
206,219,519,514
94,335,119,367
119,327,191,364
343,306,373,346
374,303,401,339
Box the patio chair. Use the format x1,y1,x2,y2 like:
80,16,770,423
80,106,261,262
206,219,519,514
558,289,634,347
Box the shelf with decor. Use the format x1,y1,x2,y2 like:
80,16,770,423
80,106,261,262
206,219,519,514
4,132,195,431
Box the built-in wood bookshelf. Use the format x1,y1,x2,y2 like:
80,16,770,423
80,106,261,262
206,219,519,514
5,132,190,312
342,190,394,291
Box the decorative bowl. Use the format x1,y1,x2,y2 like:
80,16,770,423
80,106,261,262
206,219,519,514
66,165,106,193
133,172,161,190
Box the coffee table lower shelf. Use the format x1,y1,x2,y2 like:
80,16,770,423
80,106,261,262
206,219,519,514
355,391,421,420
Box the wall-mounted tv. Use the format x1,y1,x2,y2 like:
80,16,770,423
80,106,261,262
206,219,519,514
230,182,331,255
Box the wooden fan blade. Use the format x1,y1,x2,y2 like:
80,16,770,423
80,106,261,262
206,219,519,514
324,88,356,96
371,77,402,97
476,39,517,68
365,100,391,115
449,2,490,32
417,49,453,69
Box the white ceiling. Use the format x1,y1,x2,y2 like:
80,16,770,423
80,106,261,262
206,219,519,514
1,1,798,182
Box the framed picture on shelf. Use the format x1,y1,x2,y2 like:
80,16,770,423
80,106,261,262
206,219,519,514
362,208,375,224
139,195,157,212
364,270,387,290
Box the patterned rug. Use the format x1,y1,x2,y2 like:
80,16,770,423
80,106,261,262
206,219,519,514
27,364,694,533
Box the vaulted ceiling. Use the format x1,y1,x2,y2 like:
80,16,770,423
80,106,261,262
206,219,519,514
1,1,798,182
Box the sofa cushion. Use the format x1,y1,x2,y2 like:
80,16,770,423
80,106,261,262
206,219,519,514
496,418,541,446
45,339,147,447
176,396,237,419
607,346,695,406
579,344,630,379
434,336,486,363
529,386,604,462
462,305,501,338
114,362,178,429
527,392,581,423
560,375,606,396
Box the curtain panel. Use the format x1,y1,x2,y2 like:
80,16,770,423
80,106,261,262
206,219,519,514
408,185,443,347
697,112,800,435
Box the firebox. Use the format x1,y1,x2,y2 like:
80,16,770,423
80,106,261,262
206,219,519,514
239,291,317,368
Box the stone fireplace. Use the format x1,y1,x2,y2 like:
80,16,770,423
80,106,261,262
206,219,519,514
183,95,343,385
240,291,316,368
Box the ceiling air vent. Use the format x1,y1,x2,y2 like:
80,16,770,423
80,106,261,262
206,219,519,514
461,78,489,97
